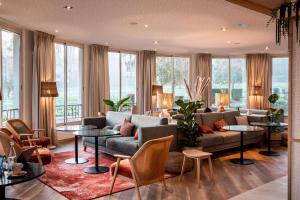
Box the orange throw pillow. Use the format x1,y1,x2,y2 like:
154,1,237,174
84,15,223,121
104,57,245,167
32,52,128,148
120,119,135,136
199,125,214,134
214,119,228,132
134,129,139,140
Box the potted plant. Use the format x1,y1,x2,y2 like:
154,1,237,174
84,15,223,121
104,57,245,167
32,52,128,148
268,93,284,122
103,97,131,112
175,99,204,147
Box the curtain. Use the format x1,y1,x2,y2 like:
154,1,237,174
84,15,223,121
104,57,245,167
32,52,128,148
88,45,109,116
246,54,272,109
32,31,56,144
137,50,156,114
190,53,212,106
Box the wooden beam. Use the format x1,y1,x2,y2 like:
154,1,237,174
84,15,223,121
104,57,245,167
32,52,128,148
225,0,273,16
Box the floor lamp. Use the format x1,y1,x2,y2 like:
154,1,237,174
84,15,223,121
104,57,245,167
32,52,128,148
40,81,58,149
251,86,262,109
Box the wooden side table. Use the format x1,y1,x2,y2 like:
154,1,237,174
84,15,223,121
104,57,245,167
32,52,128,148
180,149,214,188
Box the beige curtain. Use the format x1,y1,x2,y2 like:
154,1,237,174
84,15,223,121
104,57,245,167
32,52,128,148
246,54,272,109
88,45,109,116
32,31,56,144
190,53,212,106
137,50,156,114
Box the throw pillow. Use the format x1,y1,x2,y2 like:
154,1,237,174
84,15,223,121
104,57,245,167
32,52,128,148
113,124,121,131
134,129,139,140
204,107,212,113
199,125,214,134
214,119,228,132
120,119,135,136
235,116,249,125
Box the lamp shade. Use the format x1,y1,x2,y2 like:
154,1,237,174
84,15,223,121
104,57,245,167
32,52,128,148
215,93,229,106
157,93,173,109
41,81,58,97
250,86,262,96
152,85,163,96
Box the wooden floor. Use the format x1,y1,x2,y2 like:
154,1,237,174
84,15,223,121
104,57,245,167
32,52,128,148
6,140,288,200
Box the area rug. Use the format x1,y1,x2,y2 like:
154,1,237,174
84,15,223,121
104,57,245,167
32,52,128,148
39,150,174,200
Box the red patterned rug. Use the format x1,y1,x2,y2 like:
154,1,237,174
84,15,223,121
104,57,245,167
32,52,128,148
39,150,175,200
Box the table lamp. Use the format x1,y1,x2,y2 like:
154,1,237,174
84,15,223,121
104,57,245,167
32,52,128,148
215,93,229,112
152,85,163,111
157,93,173,118
250,85,262,109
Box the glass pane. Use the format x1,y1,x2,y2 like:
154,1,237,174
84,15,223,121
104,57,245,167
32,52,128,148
1,30,20,122
67,46,82,122
230,58,247,108
108,52,120,102
121,53,136,105
156,56,173,93
55,43,65,123
272,57,289,115
174,57,189,101
211,58,229,106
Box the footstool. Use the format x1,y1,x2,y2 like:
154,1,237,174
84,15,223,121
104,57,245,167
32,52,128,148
180,149,214,188
165,152,193,174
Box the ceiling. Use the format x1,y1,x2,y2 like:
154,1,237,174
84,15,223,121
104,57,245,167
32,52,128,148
0,0,288,55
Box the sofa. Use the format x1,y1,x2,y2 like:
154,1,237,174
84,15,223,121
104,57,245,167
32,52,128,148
82,111,178,156
194,111,264,152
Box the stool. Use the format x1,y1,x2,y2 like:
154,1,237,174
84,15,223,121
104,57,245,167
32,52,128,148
180,149,213,187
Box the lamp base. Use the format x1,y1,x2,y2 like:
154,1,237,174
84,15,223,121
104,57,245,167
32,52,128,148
218,105,226,112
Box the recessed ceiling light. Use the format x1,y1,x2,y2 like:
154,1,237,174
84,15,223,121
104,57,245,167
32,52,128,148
0,2,2,6
220,27,227,31
153,40,159,44
105,42,109,45
55,30,59,33
64,5,74,10
265,46,270,50
144,24,149,28
129,22,138,26
227,41,232,44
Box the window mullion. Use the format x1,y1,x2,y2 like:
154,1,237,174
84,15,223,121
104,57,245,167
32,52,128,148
64,44,67,124
0,29,2,124
119,52,122,100
228,58,231,107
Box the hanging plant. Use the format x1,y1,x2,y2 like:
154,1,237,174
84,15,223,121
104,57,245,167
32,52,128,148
267,0,300,45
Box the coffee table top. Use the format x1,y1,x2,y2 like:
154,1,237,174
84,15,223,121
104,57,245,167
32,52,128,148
250,122,288,127
0,162,45,187
223,125,264,132
74,129,120,137
56,125,97,132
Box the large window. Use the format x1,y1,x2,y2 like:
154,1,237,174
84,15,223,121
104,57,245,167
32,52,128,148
272,57,288,115
156,56,190,102
1,29,20,123
55,43,83,124
108,52,137,104
212,58,247,108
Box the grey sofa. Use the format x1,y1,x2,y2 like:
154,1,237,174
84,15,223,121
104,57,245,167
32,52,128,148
82,111,178,156
194,111,264,152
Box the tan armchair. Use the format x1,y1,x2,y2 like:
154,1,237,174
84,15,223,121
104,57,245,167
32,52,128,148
109,135,173,200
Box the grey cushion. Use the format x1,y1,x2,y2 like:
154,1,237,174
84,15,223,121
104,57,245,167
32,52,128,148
223,111,240,125
82,117,106,129
106,137,139,155
200,112,223,128
218,131,241,144
131,115,168,128
197,133,224,147
106,111,132,127
83,135,122,146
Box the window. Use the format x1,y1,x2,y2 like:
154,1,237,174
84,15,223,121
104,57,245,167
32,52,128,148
55,43,83,124
272,57,288,115
156,56,190,102
212,58,247,108
1,30,20,123
108,52,137,105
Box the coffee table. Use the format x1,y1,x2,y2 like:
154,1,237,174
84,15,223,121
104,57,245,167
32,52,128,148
74,129,120,174
56,125,97,164
251,122,288,156
0,162,45,199
223,125,264,165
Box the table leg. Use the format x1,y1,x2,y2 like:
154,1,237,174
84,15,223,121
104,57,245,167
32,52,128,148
259,127,280,156
0,186,5,200
65,135,89,164
230,131,254,165
84,136,109,174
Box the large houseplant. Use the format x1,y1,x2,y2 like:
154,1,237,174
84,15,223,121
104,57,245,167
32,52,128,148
268,93,284,122
175,99,204,147
103,97,131,112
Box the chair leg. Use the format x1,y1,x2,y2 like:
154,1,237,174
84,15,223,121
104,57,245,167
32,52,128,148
208,156,214,182
180,155,186,181
83,145,87,152
109,158,121,194
35,148,43,166
162,178,168,191
197,158,201,188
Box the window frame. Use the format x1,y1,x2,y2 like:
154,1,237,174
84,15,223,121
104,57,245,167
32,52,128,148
54,41,84,125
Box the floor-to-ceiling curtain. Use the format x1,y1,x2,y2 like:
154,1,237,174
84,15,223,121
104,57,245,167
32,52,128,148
137,50,156,114
88,45,109,116
190,53,212,106
246,54,272,109
32,31,56,144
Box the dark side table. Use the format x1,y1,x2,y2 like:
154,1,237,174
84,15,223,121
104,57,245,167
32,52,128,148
250,122,288,156
223,125,264,165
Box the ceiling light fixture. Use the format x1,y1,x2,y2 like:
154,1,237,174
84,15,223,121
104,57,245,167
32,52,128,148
0,2,2,6
144,24,149,28
220,27,227,31
154,40,159,44
64,5,74,10
265,46,270,50
105,42,109,45
227,41,232,44
55,30,59,33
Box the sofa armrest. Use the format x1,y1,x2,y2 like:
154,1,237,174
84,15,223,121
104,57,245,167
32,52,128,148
82,117,106,129
138,125,178,151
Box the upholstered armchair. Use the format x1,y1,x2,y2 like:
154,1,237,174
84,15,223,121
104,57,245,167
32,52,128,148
109,135,173,200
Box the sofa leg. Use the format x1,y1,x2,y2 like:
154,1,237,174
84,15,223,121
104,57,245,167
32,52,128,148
83,145,87,152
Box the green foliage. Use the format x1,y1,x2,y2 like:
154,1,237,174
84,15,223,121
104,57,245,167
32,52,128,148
103,97,131,112
268,93,284,121
175,100,204,147
268,93,279,104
